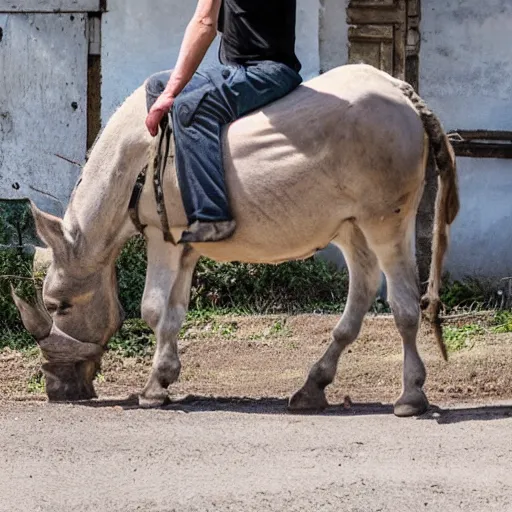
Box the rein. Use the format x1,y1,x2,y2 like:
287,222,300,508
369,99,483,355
128,116,176,244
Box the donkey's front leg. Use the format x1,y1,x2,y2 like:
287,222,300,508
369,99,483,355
139,228,199,407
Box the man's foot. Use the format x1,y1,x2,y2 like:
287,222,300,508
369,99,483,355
179,220,236,243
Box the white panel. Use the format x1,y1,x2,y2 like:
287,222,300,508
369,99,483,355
319,0,349,73
445,158,512,279
0,13,88,214
102,0,321,123
0,0,101,12
420,1,512,278
102,0,220,123
296,0,321,80
420,1,512,130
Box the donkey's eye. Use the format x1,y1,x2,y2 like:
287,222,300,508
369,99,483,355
58,302,73,314
45,302,58,314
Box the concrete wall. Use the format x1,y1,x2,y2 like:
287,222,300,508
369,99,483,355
101,0,329,122
420,1,512,278
101,0,512,279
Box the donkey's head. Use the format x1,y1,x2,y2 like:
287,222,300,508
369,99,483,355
13,203,125,401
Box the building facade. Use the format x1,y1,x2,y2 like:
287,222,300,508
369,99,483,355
1,0,511,277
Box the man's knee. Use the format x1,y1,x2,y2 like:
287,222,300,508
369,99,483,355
145,70,172,112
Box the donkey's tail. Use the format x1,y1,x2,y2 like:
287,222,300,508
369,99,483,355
400,82,460,361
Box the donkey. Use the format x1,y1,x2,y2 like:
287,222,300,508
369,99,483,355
13,64,459,416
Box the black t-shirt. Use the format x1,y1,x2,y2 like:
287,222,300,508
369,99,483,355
218,0,301,72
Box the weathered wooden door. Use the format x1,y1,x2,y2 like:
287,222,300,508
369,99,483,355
0,1,102,218
347,0,421,90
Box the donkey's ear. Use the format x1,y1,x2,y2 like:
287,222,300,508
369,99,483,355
11,285,52,341
30,202,67,253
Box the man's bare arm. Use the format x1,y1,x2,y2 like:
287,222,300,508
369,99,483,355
146,0,222,135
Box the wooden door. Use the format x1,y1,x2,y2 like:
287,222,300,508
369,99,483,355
347,0,421,90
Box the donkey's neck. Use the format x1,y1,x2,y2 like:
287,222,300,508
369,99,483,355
64,86,153,259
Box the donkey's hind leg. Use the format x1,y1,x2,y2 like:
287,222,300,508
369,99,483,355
364,220,428,417
289,222,381,411
139,227,199,407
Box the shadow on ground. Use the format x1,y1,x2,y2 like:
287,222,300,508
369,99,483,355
75,395,512,424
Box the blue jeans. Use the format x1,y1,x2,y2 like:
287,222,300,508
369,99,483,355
146,61,302,224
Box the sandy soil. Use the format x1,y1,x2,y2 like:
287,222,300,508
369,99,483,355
2,314,512,405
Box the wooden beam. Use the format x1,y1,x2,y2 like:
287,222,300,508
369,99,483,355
449,130,512,159
347,7,403,25
0,0,102,12
451,143,512,159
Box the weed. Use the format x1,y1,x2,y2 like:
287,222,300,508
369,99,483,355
490,310,512,333
27,370,45,394
268,319,291,337
108,318,155,357
443,323,484,352
0,327,36,352
440,276,495,311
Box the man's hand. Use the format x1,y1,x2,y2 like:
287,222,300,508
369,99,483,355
145,91,176,137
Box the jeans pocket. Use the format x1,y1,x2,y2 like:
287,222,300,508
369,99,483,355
176,85,213,127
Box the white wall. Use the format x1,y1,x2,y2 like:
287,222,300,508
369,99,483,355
420,0,512,278
101,0,325,122
101,1,512,278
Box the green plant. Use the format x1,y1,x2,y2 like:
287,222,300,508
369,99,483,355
440,277,493,311
0,200,38,247
113,237,351,316
27,370,45,394
490,310,512,333
269,319,290,336
443,323,484,352
0,327,35,351
108,318,155,357
191,257,349,314
0,247,39,344
116,236,147,319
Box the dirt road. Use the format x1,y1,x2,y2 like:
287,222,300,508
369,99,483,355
1,314,512,511
1,399,511,512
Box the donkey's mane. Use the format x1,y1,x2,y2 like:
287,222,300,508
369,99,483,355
63,85,153,244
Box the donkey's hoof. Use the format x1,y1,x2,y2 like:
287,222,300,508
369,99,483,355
288,386,329,412
394,390,429,417
138,392,170,409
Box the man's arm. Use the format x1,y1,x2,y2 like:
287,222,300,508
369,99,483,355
146,0,222,136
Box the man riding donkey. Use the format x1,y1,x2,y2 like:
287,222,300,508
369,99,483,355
146,0,302,243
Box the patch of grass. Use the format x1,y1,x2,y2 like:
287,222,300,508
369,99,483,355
115,238,351,317
108,318,155,357
0,248,40,336
0,327,36,352
443,323,484,352
248,319,291,341
440,276,495,312
212,320,238,338
27,370,45,394
268,319,289,336
191,257,349,314
490,310,512,333
116,236,147,319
